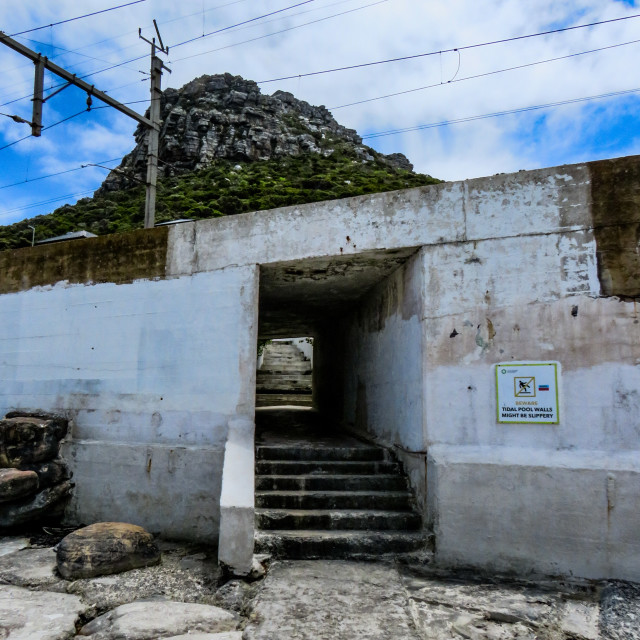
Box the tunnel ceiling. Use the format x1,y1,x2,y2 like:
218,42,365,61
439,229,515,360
258,247,419,337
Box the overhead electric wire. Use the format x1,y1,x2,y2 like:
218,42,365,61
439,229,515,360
331,37,640,109
8,0,148,37
170,0,317,49
172,0,389,63
361,87,640,140
0,188,98,217
0,107,96,152
0,157,121,191
257,10,640,84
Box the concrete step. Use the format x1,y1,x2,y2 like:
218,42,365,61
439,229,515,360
256,381,312,390
256,386,312,394
257,362,313,377
255,490,413,510
256,445,387,462
255,394,313,408
254,529,431,559
255,460,400,475
255,474,408,492
255,508,421,531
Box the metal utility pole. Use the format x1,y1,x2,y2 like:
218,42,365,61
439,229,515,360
139,20,170,229
0,22,170,228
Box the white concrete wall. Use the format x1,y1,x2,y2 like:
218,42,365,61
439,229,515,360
421,232,640,580
342,252,428,514
0,267,259,541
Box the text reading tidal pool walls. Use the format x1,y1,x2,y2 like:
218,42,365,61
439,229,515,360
496,363,560,424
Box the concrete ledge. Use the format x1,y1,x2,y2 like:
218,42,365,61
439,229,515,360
429,445,640,581
218,418,255,575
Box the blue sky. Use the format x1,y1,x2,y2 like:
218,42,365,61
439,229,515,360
1,0,640,228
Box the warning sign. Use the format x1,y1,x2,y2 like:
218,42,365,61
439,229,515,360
496,363,559,424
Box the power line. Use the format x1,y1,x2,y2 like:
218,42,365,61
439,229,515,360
331,37,640,110
172,0,389,63
171,0,317,49
0,157,121,190
0,188,98,218
0,107,96,152
257,11,640,84
8,0,148,37
361,87,640,140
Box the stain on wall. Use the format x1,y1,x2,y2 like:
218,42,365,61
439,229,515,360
590,155,640,298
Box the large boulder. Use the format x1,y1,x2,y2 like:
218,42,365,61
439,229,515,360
0,416,66,467
0,468,38,502
56,522,161,579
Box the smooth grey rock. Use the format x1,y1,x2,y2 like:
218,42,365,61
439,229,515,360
0,536,29,557
77,599,238,639
243,560,420,640
558,600,600,640
0,480,71,527
57,521,160,579
402,576,555,625
67,544,222,611
0,546,66,590
0,584,85,640
0,468,39,502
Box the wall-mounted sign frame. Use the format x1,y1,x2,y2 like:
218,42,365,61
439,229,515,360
496,362,560,424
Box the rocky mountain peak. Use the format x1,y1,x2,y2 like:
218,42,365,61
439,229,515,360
99,73,413,192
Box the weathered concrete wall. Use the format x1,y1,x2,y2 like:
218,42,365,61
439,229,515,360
341,252,428,516
0,266,259,541
332,158,640,580
1,154,639,579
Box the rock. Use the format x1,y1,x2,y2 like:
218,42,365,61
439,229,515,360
164,634,243,640
98,73,415,193
77,600,238,639
57,522,161,579
213,579,260,613
558,600,600,640
0,415,66,467
0,468,39,502
0,480,72,527
242,560,419,640
19,459,71,489
401,575,555,626
600,581,640,640
0,546,66,590
0,536,29,557
0,584,86,640
66,543,222,611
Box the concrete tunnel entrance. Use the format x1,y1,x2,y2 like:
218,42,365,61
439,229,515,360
256,246,421,428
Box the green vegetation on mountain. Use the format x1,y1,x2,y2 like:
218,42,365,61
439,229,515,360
0,148,439,251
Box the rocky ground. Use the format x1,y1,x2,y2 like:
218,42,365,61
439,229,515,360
0,534,638,639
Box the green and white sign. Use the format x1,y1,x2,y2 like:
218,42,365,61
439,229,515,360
496,362,559,424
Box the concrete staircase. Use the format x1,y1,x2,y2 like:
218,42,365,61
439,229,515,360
254,414,429,559
256,342,312,407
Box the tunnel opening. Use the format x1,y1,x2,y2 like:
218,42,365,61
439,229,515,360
256,246,422,433
253,246,430,558
256,337,314,408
